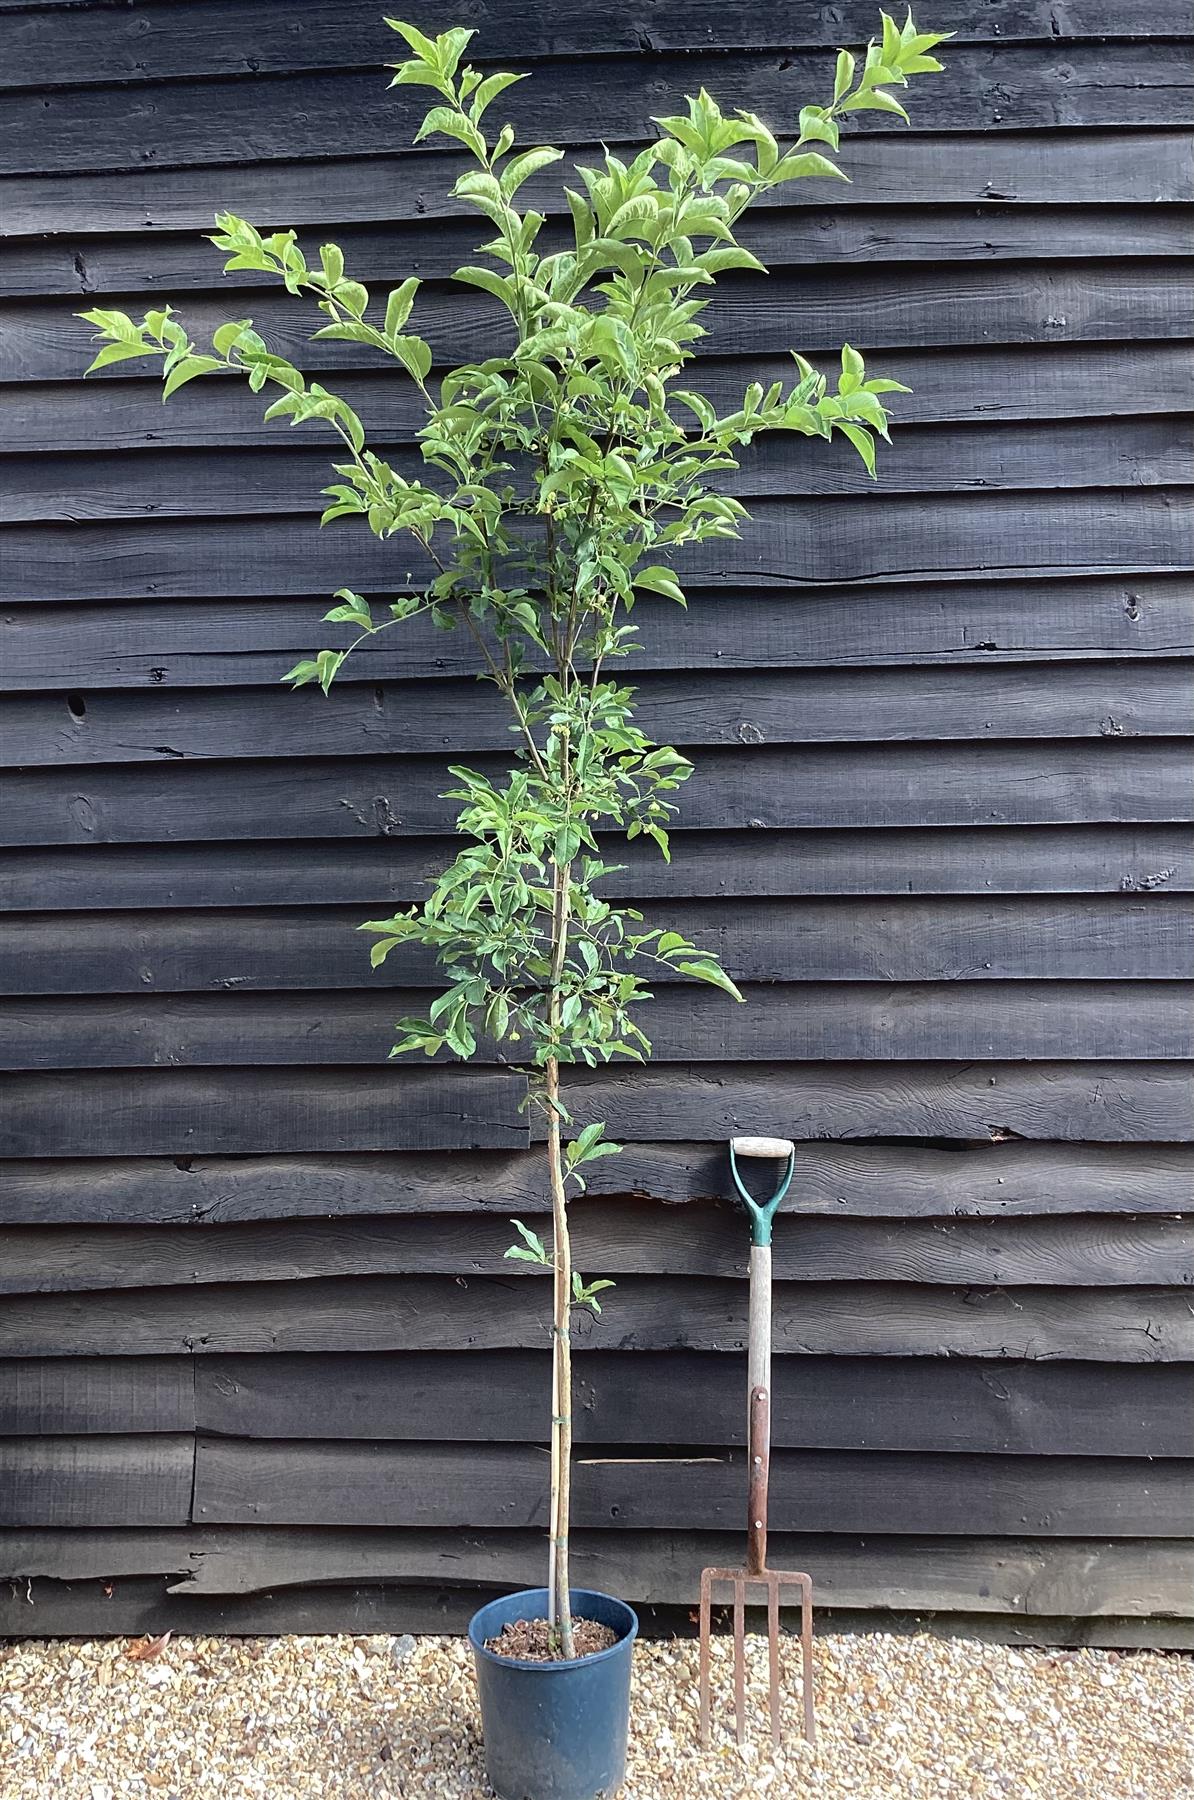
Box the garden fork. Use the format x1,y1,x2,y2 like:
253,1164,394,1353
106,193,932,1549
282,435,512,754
698,1135,815,1750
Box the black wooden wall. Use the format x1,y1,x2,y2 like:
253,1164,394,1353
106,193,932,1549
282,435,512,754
1,0,1192,1643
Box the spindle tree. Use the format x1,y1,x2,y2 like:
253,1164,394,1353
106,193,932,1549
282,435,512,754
82,10,949,1657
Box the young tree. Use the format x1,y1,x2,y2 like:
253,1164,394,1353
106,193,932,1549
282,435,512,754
82,11,948,1658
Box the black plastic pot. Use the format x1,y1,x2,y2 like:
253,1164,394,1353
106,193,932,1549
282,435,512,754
468,1587,638,1800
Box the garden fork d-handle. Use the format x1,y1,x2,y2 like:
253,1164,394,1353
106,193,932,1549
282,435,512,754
729,1136,795,1247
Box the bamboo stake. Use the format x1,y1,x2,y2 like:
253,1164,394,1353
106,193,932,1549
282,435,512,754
545,854,575,1660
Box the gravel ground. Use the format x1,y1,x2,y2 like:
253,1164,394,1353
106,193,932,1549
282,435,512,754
0,1628,1189,1799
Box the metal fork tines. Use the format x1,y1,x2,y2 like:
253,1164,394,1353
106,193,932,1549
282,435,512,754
697,1564,815,1749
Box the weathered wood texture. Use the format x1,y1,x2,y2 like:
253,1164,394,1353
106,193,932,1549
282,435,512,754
2,1141,1191,1225
6,576,1194,691
2,1278,1189,1362
3,1575,1189,1648
2,0,1190,1638
0,1358,193,1434
5,1208,1193,1294
6,897,1191,991
190,1438,1192,1535
1,826,1188,911
7,664,1194,761
5,982,1194,1068
2,46,1189,176
1,1527,1189,1619
190,1352,1194,1457
4,743,1190,845
5,129,1191,237
8,350,1192,454
0,1436,193,1527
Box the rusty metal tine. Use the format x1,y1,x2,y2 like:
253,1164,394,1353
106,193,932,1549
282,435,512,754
698,1568,713,1749
732,1578,746,1745
767,1576,781,1747
800,1574,816,1745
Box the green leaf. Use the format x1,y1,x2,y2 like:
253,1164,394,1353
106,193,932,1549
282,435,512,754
565,187,593,252
319,243,345,288
453,265,519,309
839,422,877,477
384,277,420,339
469,70,526,122
500,146,563,198
391,334,433,382
633,566,686,605
833,48,856,101
315,648,346,694
696,245,767,275
323,598,375,631
674,959,745,1002
212,318,253,356
415,106,486,158
83,340,153,374
841,86,910,121
842,389,892,435
384,18,440,62
507,1218,549,1264
672,390,717,432
771,150,847,184
797,106,840,150
162,353,223,399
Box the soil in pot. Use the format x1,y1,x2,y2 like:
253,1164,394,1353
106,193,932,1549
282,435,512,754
484,1618,618,1662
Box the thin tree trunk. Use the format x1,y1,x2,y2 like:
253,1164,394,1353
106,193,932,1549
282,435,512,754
547,1297,560,1627
546,856,575,1659
545,1057,574,1658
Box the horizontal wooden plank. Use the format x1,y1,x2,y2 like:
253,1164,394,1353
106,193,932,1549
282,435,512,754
2,826,1188,913
22,264,1192,393
195,1349,1194,1457
555,1060,1194,1144
166,1529,1194,1620
191,1437,1193,1534
0,1434,193,1526
11,348,1194,464
8,664,1191,770
12,416,1192,527
0,1575,492,1639
1,1274,1188,1360
2,45,1187,177
4,1,1177,92
0,1356,192,1434
3,1140,1191,1227
4,491,1186,605
0,1572,1187,1644
10,577,1191,694
5,1207,1191,1296
5,133,1190,239
8,896,1188,994
167,1531,1194,1616
0,1067,527,1158
10,204,1192,306
6,1057,1191,1156
3,742,1189,848
5,980,1191,1069
2,1138,1190,1231
1,1525,1189,1620
7,1060,1191,1157
201,1349,1194,1457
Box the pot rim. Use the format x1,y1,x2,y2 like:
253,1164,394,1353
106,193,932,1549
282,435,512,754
468,1587,639,1673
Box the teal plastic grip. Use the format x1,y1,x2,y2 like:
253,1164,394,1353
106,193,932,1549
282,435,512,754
729,1143,795,1246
